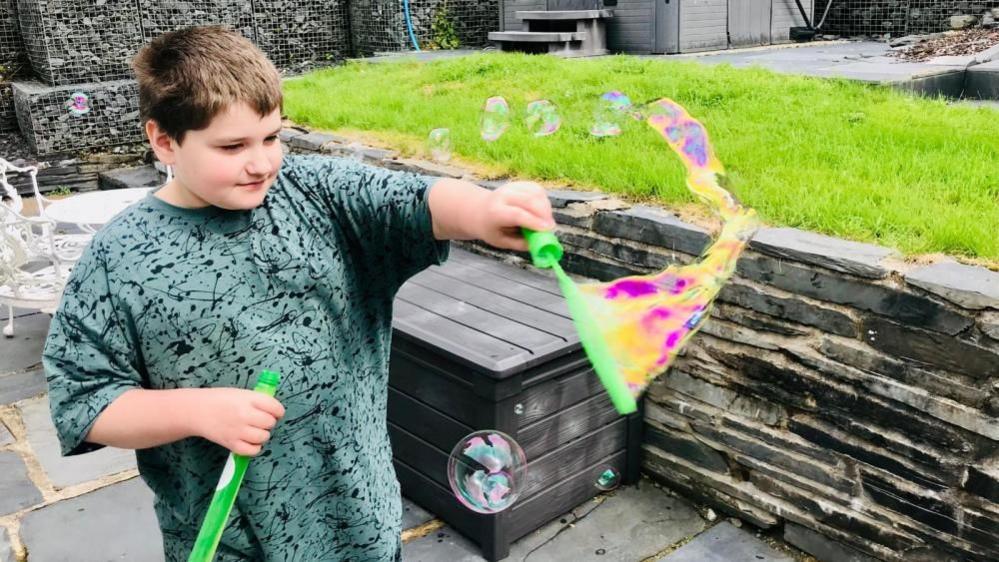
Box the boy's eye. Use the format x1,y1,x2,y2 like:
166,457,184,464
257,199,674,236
265,135,278,143
221,144,242,151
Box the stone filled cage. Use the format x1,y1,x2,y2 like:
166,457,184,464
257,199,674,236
0,0,27,131
814,0,999,36
350,0,499,56
9,0,353,154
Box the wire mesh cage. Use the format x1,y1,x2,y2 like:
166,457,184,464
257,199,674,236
815,0,999,36
16,0,143,86
253,0,352,74
13,79,142,155
138,0,256,43
350,0,498,56
0,0,27,131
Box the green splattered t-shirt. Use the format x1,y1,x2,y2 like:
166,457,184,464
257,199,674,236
43,154,449,561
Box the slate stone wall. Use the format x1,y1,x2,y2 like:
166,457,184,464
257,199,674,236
543,195,999,562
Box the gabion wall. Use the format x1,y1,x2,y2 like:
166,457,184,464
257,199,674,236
254,0,352,73
137,0,256,42
0,0,26,131
351,0,498,56
815,0,999,36
13,79,142,155
16,0,143,86
12,0,353,154
17,0,352,86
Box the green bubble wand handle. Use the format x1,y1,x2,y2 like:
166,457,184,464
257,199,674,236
188,370,281,562
522,229,637,415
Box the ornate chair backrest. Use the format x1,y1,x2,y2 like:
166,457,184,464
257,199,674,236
0,167,23,216
0,206,34,294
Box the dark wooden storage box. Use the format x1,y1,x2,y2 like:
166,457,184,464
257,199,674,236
389,249,643,561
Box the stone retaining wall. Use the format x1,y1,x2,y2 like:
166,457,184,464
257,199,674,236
282,128,999,562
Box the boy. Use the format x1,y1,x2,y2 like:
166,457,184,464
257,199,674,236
43,26,555,561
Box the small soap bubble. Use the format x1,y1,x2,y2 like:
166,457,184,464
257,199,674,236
480,96,511,142
594,466,621,491
590,91,633,137
427,128,452,162
524,99,561,137
448,430,527,514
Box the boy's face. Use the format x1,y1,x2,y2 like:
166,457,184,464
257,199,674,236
152,102,284,210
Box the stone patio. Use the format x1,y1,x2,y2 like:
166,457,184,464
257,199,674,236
0,307,810,561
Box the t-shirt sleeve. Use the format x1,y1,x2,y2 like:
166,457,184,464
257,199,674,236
42,241,144,456
292,155,450,290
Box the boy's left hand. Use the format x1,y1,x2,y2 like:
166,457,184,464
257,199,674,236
478,181,556,252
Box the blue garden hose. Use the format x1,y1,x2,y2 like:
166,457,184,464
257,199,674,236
403,0,421,51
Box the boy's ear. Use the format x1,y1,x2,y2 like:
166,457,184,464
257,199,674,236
145,119,178,166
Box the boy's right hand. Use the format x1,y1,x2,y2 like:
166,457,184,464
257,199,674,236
190,388,286,456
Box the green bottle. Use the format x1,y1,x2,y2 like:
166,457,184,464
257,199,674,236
188,370,281,562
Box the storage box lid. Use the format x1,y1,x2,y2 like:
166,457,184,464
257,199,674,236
392,248,583,379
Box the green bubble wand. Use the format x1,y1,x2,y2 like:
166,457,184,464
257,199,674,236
522,229,638,415
188,370,282,562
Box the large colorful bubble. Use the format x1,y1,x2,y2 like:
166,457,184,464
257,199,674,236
447,431,527,514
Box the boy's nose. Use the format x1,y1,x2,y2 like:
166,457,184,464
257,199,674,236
246,150,274,177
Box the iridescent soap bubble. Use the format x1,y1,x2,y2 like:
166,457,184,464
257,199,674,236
590,91,633,137
427,128,452,162
480,96,511,142
524,99,561,137
448,430,527,514
594,466,621,491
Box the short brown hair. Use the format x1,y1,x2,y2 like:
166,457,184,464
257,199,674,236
132,26,283,144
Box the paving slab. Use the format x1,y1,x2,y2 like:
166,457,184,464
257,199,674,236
0,366,46,405
0,527,13,562
0,451,43,516
405,480,706,562
659,521,794,562
515,483,705,561
19,397,136,489
403,525,484,562
402,495,436,530
0,306,37,321
0,312,50,375
19,477,163,562
662,41,977,94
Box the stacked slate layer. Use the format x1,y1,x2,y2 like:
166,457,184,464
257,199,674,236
252,0,351,73
137,0,256,42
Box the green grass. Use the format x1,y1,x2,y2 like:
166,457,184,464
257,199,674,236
283,53,999,262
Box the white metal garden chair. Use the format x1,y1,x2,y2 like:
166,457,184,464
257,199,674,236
0,203,70,337
0,165,86,336
0,163,91,263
